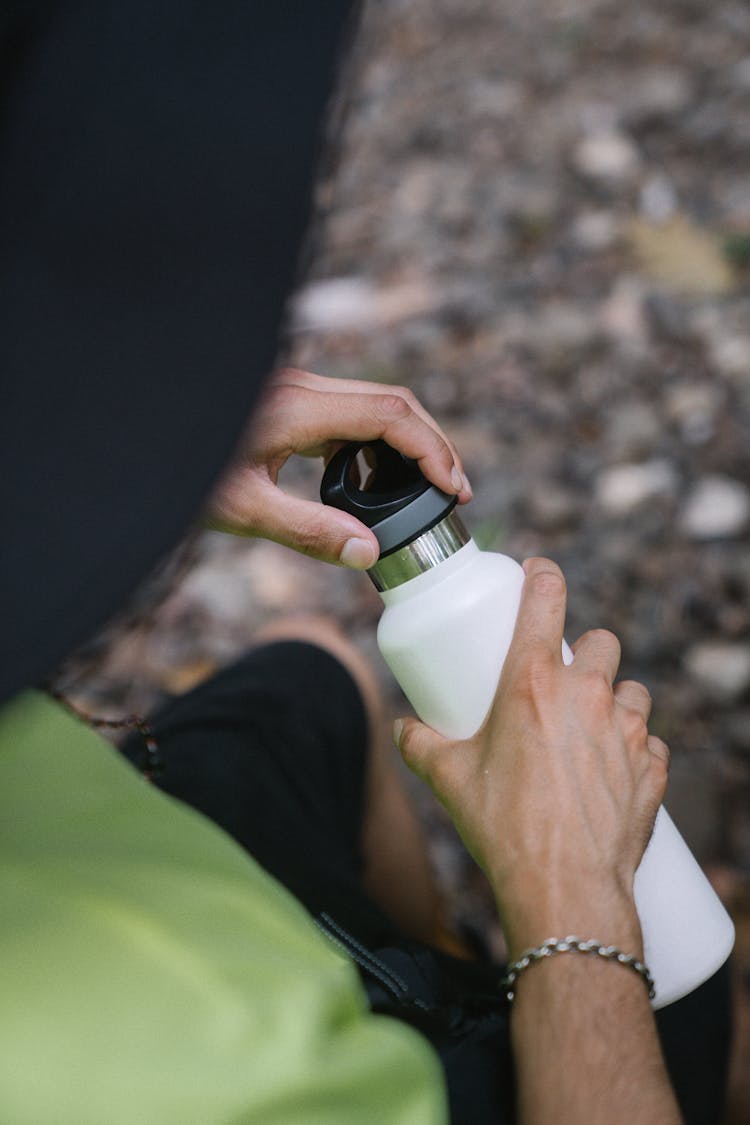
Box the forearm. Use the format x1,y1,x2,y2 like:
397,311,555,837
505,898,683,1125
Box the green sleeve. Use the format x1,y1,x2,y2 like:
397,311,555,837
0,693,447,1124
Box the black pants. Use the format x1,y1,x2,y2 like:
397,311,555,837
122,641,732,1125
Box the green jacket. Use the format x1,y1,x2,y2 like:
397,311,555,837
0,693,446,1124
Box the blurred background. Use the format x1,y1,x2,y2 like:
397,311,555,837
60,0,749,1117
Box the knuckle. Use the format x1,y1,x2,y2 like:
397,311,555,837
517,655,555,699
291,512,330,556
273,366,305,383
266,381,302,415
581,668,614,707
375,393,412,421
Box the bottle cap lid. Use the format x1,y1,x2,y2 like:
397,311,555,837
320,440,457,556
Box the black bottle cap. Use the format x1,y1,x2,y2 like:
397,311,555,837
320,440,457,556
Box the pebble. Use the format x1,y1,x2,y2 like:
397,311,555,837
292,277,376,331
639,174,678,224
596,460,677,515
684,642,750,703
531,302,599,362
571,209,620,251
644,293,694,345
709,335,750,385
679,475,750,539
664,383,723,445
602,402,662,458
623,66,693,124
598,278,648,347
523,482,580,531
572,130,641,186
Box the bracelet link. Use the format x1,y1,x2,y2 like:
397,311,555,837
501,935,656,1004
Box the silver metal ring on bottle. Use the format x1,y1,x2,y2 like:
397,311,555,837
368,511,470,591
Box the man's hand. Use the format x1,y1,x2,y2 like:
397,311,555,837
395,556,668,957
395,557,682,1124
207,368,471,567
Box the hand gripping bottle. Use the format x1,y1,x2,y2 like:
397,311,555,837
321,439,735,1008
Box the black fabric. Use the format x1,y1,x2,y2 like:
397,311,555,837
655,958,733,1125
122,641,732,1125
122,641,397,946
0,0,357,702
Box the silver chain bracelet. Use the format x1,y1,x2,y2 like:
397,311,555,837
501,936,656,1003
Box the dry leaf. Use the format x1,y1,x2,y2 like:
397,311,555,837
628,214,734,294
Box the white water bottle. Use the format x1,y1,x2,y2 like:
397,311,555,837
322,440,735,1008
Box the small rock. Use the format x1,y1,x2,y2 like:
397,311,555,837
572,131,641,186
596,460,677,515
664,383,723,445
292,276,437,332
523,482,580,531
639,175,678,224
684,642,750,703
644,293,693,345
624,67,693,125
468,77,525,119
292,277,376,331
598,278,648,346
603,402,662,458
680,476,750,539
571,209,620,251
531,302,599,365
709,335,750,384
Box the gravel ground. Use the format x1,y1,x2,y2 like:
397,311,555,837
59,0,750,1116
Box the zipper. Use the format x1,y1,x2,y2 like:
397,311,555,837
315,912,429,1009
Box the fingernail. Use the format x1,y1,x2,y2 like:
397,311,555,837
340,538,378,569
462,472,473,498
392,718,404,748
451,466,463,492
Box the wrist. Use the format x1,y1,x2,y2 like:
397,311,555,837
494,875,643,964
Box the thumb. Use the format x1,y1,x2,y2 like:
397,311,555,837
210,470,381,568
257,487,380,568
393,715,451,786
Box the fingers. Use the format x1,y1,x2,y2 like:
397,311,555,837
647,735,670,765
572,628,622,684
219,370,474,558
270,370,472,500
505,558,568,674
614,680,652,722
612,679,668,795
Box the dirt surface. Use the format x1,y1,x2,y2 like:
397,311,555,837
60,1,749,1116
